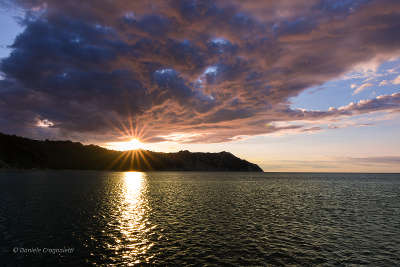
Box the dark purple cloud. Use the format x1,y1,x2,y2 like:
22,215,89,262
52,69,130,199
0,0,400,143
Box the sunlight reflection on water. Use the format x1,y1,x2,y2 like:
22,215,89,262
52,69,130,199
117,172,154,263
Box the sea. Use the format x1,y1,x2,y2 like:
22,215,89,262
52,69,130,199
1,171,399,266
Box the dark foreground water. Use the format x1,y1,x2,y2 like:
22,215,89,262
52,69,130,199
1,171,400,266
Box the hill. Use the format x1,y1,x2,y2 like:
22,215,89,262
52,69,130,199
0,133,263,172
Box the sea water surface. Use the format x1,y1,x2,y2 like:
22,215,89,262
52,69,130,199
1,171,400,266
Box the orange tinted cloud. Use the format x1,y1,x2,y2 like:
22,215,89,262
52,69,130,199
0,0,400,143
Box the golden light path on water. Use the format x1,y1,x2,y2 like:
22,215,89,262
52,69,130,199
117,172,155,263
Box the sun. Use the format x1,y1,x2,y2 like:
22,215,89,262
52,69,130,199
105,138,146,151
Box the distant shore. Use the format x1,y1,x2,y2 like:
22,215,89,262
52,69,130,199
0,132,263,172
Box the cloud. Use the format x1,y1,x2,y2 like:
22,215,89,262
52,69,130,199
0,0,400,143
330,92,400,114
261,156,400,172
36,118,54,128
352,83,373,95
350,156,400,164
393,75,400,84
379,80,388,86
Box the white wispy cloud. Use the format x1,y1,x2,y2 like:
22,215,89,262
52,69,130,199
352,83,373,95
392,75,400,85
379,80,388,86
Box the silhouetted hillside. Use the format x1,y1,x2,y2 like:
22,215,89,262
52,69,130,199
0,133,263,172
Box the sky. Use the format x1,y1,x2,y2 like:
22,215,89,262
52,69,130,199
0,0,399,172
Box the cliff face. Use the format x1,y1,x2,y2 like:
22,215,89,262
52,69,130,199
0,133,263,172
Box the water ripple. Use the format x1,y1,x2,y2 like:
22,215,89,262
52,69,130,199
1,171,400,265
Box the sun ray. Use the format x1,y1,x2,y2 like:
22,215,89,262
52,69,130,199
119,151,131,170
129,150,134,170
101,110,155,171
137,150,152,170
128,114,135,137
107,151,127,170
